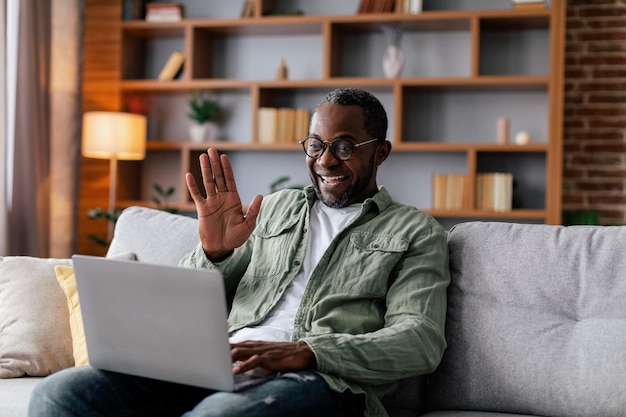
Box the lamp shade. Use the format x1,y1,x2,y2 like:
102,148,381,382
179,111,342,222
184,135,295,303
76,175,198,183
82,111,147,160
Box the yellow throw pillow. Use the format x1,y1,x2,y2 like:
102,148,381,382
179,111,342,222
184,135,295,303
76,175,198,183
54,265,89,366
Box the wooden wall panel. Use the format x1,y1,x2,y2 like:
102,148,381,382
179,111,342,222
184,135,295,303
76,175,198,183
77,0,121,255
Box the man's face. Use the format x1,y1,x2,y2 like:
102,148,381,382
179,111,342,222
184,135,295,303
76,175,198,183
306,102,389,208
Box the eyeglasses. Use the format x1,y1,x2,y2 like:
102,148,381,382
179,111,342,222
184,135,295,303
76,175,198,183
299,137,379,161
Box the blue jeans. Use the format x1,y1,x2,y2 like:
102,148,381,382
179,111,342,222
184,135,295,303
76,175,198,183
28,366,364,417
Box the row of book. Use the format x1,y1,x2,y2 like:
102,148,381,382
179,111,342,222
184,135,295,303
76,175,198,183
357,0,423,13
432,174,470,211
432,172,513,212
257,107,311,145
476,173,514,212
357,0,395,13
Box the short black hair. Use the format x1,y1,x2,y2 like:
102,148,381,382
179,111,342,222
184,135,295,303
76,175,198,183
319,88,388,141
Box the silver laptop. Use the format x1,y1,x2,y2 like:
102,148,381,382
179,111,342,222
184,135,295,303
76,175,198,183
72,255,272,391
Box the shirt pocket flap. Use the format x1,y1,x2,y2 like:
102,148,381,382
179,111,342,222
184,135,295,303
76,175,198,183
349,232,409,253
253,217,299,238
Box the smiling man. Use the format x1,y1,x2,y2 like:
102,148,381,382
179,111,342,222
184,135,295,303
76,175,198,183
29,88,450,417
302,93,388,209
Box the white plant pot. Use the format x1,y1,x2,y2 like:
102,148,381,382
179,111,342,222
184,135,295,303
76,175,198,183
205,121,220,142
189,123,207,143
188,122,220,143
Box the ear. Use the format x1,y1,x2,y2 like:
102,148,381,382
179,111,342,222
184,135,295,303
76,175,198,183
375,140,391,166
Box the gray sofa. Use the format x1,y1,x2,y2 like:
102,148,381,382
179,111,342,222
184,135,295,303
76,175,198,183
1,206,625,417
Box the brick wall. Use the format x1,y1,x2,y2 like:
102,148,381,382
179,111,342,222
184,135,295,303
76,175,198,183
563,0,626,225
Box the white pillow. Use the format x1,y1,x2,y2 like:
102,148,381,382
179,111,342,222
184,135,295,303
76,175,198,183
0,256,73,378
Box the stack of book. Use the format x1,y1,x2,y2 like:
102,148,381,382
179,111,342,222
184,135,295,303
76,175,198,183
432,174,469,211
475,173,513,212
145,2,183,22
357,0,395,13
257,108,311,145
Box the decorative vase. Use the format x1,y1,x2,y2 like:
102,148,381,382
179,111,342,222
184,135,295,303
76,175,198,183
188,123,208,143
383,45,404,79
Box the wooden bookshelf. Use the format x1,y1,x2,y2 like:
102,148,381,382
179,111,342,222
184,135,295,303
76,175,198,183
77,0,565,253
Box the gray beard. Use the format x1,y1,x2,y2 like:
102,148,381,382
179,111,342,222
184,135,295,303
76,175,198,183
314,183,353,208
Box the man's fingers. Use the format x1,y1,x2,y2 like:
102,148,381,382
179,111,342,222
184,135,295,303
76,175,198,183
221,154,238,193
232,355,262,375
199,153,217,196
185,173,204,203
244,194,263,225
208,148,227,192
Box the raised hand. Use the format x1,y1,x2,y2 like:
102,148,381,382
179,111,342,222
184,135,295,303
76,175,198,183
185,148,263,260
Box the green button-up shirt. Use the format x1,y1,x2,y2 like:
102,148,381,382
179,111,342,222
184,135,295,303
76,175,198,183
180,186,449,417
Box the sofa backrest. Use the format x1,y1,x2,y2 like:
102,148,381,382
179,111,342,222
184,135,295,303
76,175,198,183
107,206,199,266
427,222,626,417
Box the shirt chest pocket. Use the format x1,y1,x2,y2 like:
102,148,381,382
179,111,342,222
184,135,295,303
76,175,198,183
335,232,409,297
246,218,301,279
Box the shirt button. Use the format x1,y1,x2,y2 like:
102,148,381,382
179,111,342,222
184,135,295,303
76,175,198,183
303,228,307,233
294,260,301,266
373,244,380,248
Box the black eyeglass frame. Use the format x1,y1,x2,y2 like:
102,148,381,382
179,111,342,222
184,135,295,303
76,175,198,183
298,137,380,161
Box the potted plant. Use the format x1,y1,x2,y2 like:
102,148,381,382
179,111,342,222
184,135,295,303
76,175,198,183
187,92,221,142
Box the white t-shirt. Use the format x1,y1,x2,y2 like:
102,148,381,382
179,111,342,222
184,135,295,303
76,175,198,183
229,200,361,343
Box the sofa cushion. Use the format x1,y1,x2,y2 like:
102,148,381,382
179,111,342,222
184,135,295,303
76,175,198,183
0,257,73,378
54,252,137,367
382,375,427,416
54,265,87,366
107,206,199,266
427,222,626,417
0,377,45,417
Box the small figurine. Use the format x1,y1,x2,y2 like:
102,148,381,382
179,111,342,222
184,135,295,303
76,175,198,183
514,131,531,145
276,58,288,80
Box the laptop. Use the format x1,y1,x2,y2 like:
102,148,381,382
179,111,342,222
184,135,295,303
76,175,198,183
72,254,272,391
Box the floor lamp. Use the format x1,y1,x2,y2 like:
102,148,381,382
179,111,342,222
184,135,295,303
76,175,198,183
82,111,147,240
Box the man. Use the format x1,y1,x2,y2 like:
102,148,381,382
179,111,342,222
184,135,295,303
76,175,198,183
29,88,449,417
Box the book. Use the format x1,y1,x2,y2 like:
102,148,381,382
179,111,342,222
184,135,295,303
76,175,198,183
240,0,255,18
475,173,513,212
145,2,183,22
402,0,423,14
276,108,296,144
359,0,394,13
123,0,146,20
157,51,185,81
432,174,469,211
257,108,278,144
380,0,396,13
294,108,310,142
357,0,376,13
